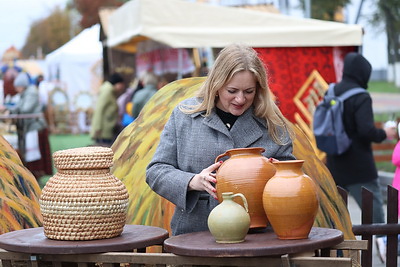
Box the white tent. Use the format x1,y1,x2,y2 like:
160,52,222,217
46,24,103,111
107,0,363,50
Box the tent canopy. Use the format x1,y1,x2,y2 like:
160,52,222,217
107,0,363,51
45,24,103,111
46,24,102,65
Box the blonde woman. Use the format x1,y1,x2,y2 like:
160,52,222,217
146,44,295,236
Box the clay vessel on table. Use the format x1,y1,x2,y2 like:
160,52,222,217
262,160,319,239
215,147,276,229
207,192,250,243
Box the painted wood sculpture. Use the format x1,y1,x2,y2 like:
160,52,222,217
0,135,43,233
112,77,355,240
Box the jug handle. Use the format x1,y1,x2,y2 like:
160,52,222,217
232,193,249,213
215,152,227,163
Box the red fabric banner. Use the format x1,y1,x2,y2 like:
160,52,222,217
254,46,356,122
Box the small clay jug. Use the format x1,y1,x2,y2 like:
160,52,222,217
207,192,250,243
215,147,276,229
262,160,319,240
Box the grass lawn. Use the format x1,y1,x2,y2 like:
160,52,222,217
369,80,400,93
38,133,93,188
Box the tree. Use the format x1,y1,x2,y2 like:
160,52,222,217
21,6,81,58
371,0,400,85
298,0,350,21
73,0,129,29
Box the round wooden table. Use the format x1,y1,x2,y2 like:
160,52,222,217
164,227,343,257
0,225,169,254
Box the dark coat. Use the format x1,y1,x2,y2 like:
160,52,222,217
327,52,386,187
146,97,295,235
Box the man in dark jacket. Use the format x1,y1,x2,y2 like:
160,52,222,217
327,52,396,262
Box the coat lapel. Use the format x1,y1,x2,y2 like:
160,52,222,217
197,107,265,147
230,108,265,147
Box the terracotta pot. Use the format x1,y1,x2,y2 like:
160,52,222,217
207,192,250,243
215,147,276,229
262,160,319,240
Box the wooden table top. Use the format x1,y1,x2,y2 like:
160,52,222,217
164,227,344,257
0,225,169,254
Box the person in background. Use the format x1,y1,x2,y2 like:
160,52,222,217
157,74,170,90
146,43,296,236
0,72,52,179
389,122,400,256
131,72,158,118
90,72,125,146
391,122,400,217
325,52,396,263
35,75,44,87
117,79,137,128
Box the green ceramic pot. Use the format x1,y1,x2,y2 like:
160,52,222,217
207,192,250,243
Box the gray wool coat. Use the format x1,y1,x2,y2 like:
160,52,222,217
146,98,295,236
9,85,46,133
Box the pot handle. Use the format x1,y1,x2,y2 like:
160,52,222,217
215,152,228,163
232,193,249,213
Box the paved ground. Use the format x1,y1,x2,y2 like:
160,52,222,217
371,92,400,114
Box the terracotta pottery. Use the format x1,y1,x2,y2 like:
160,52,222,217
262,160,319,240
207,192,250,243
39,146,129,241
215,147,276,229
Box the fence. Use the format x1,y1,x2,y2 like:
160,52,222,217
338,185,400,267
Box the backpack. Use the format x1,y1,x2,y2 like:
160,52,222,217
313,84,366,155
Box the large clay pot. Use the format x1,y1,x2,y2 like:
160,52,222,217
262,160,319,239
40,146,129,240
207,192,250,243
215,147,276,228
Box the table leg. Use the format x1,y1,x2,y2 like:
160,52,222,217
29,255,38,267
1,260,12,267
281,254,291,267
16,119,26,163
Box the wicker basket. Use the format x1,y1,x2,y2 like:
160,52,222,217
39,146,129,241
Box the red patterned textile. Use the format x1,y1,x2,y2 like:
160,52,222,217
254,46,356,122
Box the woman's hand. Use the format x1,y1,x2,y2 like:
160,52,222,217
189,161,223,199
269,157,279,162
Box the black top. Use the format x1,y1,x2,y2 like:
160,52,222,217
216,107,239,131
327,52,386,186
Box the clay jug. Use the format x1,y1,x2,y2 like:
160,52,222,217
207,192,250,243
215,147,276,229
262,160,319,239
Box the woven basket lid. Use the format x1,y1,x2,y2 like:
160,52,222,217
53,146,113,170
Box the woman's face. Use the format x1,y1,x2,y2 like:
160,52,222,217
216,70,256,116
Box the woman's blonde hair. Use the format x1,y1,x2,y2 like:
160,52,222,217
180,43,295,144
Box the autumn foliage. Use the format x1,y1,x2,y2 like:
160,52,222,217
73,0,126,28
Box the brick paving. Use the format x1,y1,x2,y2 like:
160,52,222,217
371,92,400,114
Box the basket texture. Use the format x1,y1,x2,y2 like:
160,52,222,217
39,146,129,241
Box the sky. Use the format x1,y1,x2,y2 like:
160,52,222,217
0,0,388,70
0,0,69,58
277,0,388,70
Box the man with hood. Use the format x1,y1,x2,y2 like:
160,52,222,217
326,52,396,262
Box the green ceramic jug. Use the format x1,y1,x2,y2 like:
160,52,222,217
207,192,250,243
